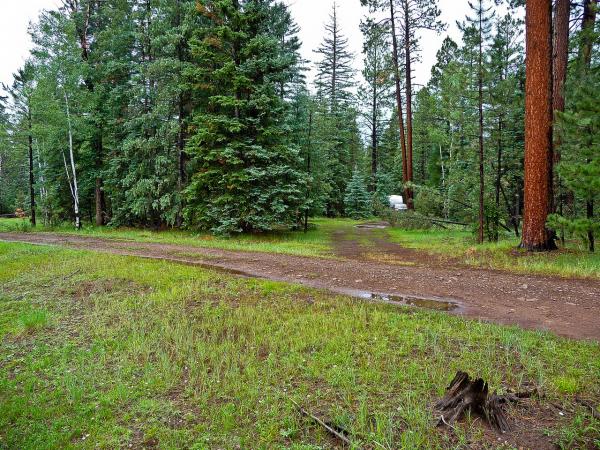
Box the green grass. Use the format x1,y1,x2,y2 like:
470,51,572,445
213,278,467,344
0,217,360,258
1,242,598,449
386,228,600,279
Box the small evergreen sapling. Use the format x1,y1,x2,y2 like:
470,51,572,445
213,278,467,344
344,171,372,219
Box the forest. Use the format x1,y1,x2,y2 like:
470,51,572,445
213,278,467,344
1,1,600,447
0,0,597,251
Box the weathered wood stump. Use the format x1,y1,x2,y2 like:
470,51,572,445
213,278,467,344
435,371,536,433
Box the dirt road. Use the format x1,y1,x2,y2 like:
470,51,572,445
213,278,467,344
1,230,599,340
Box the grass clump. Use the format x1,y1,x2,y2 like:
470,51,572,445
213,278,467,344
0,242,598,448
18,309,49,333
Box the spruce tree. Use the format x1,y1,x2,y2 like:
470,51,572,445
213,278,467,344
313,3,361,217
344,170,372,219
185,0,305,234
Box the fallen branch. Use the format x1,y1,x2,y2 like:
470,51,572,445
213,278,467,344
41,269,82,287
290,398,352,446
576,397,600,420
435,371,537,434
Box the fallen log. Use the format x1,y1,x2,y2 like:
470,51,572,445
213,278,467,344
435,371,537,434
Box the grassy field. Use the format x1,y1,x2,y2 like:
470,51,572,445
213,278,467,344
1,242,599,449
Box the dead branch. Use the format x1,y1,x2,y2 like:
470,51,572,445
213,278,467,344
290,398,352,446
576,397,600,421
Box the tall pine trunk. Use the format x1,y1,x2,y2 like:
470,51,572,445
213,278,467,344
494,116,503,242
579,0,598,68
403,0,414,209
477,8,485,244
331,6,337,111
389,0,409,206
552,0,570,243
520,0,556,251
579,0,597,252
370,46,378,191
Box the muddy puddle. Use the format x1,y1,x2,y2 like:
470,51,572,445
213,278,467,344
353,291,462,312
170,258,463,313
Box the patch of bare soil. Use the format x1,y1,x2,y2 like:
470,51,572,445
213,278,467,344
441,399,589,450
1,231,600,340
332,226,455,267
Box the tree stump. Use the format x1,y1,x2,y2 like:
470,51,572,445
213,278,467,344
435,371,535,433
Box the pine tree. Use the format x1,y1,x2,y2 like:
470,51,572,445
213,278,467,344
359,18,394,191
460,0,494,243
488,14,524,240
314,2,355,111
287,88,330,227
550,71,600,252
397,0,446,210
551,0,570,243
344,170,372,219
550,0,599,252
520,0,556,251
270,2,305,101
7,65,36,226
185,0,305,234
0,96,17,214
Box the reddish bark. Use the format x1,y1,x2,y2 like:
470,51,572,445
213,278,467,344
389,0,409,205
579,0,597,252
520,0,557,251
552,0,569,133
403,0,414,210
580,0,598,69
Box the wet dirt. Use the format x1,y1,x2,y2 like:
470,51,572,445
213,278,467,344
1,230,599,340
367,293,461,311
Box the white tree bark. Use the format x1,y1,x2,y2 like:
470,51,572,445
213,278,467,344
63,89,81,229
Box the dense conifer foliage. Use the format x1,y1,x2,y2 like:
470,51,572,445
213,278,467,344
0,0,597,248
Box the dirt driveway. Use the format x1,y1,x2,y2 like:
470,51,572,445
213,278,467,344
1,230,599,340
